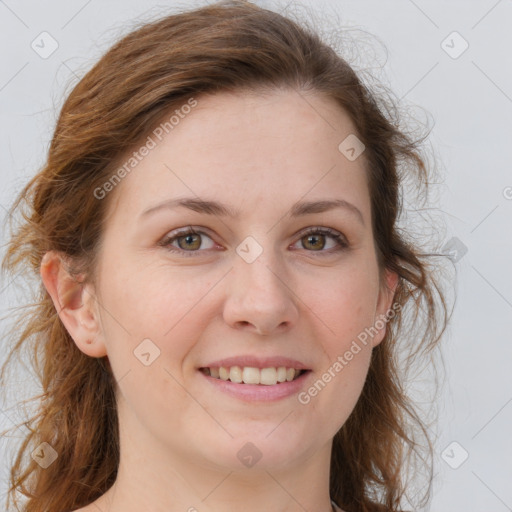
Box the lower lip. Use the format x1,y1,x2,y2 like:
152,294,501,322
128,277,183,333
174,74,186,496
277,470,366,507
200,371,311,402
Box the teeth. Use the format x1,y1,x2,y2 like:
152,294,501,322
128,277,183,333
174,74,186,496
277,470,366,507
260,367,277,385
229,366,243,383
242,367,260,385
206,366,303,385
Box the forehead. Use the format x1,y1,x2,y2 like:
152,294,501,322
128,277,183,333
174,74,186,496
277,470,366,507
103,88,369,223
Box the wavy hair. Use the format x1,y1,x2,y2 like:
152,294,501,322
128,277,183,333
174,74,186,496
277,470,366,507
0,1,449,511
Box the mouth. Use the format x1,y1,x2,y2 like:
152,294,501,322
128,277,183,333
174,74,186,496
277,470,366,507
200,366,309,386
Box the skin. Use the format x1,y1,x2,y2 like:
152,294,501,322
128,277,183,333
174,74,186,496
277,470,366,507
41,88,397,512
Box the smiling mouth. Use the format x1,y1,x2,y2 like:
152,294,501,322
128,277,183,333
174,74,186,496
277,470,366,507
200,366,308,385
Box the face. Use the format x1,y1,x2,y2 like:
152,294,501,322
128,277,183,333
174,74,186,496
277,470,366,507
56,89,397,476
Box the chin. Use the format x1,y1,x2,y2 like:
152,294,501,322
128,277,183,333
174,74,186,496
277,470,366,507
201,427,313,472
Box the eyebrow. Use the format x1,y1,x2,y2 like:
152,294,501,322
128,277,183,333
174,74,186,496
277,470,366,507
140,197,365,225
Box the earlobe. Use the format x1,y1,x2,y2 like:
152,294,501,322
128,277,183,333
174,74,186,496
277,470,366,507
40,251,107,358
372,269,399,348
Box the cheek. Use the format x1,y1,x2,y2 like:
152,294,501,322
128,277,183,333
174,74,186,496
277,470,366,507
96,264,210,427
306,262,380,424
97,262,216,364
303,261,380,354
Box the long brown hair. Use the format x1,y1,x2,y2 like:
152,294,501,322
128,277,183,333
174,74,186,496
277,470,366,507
0,1,449,511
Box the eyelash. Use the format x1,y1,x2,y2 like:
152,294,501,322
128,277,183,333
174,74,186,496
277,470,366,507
158,226,349,257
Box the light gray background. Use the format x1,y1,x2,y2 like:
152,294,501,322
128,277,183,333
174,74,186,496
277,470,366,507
0,1,511,511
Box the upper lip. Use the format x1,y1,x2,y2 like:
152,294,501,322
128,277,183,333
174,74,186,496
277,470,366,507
201,356,310,370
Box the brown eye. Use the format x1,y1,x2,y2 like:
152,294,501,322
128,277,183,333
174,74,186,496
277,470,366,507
293,227,349,255
177,233,202,250
160,227,216,255
302,233,327,251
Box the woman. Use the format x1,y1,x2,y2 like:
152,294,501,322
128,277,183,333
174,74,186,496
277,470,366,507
0,1,448,511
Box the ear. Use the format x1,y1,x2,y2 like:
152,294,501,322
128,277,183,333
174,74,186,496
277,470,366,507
371,268,399,348
40,250,107,358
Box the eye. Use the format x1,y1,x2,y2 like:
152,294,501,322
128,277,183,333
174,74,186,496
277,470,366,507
158,226,217,256
158,226,349,257
291,227,349,254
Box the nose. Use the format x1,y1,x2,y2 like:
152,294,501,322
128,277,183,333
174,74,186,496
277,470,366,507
222,249,299,336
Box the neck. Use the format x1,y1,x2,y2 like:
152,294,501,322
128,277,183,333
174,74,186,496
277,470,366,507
94,407,335,512
100,452,335,512
93,394,333,512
